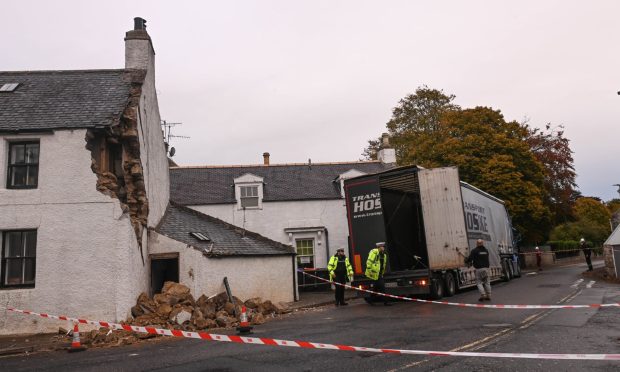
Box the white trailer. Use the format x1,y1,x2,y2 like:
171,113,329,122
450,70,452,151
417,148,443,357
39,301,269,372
345,165,520,300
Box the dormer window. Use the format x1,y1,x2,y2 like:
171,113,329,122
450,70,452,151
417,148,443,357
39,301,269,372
234,173,264,210
240,185,259,208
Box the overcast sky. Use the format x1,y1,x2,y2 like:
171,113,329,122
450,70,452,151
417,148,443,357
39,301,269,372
3,1,619,201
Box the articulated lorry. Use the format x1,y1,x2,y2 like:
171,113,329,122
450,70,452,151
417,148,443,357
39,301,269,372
344,165,520,300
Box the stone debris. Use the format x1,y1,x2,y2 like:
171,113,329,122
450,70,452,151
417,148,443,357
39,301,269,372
75,281,291,349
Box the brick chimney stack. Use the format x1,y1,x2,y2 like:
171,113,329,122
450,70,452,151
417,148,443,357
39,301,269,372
263,152,270,165
124,17,155,70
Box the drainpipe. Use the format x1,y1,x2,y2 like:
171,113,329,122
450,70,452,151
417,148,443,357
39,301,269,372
324,228,330,265
292,254,299,301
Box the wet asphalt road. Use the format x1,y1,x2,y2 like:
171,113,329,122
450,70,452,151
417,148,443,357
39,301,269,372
2,262,619,372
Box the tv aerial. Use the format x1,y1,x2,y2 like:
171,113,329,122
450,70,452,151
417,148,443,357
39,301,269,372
161,120,190,157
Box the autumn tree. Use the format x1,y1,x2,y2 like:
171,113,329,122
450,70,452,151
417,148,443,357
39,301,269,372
363,87,554,243
525,124,577,225
550,197,612,244
429,107,551,243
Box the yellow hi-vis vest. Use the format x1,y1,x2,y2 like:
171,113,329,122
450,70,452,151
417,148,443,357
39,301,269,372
327,255,354,281
365,248,387,280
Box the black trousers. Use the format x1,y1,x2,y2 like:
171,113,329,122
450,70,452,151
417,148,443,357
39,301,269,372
585,253,593,271
372,277,387,303
334,272,347,304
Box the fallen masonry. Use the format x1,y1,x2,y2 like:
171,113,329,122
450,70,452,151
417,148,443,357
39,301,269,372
72,281,291,348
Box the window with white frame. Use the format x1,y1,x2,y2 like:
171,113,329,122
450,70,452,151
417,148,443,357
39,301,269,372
296,238,315,268
2,230,37,288
240,185,259,208
7,141,39,189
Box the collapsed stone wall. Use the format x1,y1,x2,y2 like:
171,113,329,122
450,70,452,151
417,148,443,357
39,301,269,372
85,70,149,247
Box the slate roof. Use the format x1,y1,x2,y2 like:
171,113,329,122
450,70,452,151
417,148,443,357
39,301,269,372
155,203,295,257
170,161,393,205
0,69,134,132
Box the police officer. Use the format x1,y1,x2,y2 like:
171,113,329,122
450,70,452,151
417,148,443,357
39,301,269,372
365,242,391,306
580,238,593,271
328,248,353,306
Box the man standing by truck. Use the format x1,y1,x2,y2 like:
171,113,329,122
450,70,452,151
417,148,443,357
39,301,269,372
466,239,492,302
328,248,354,306
365,242,391,305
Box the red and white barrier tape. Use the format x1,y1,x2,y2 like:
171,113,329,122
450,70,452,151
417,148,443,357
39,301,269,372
301,271,620,310
5,307,620,361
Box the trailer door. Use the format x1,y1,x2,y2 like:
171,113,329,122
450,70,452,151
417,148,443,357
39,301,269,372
344,175,386,275
418,167,468,269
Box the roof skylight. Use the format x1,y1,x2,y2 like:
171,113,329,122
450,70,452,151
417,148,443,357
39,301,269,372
190,232,210,241
0,83,19,92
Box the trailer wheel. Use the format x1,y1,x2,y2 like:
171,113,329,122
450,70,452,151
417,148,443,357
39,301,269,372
502,260,512,282
430,277,444,300
513,259,521,278
444,272,456,297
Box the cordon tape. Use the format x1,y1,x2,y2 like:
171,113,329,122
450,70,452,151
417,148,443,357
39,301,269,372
300,271,620,309
5,307,620,361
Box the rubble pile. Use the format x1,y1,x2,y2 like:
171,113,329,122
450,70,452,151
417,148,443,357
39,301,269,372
127,281,289,330
76,281,289,348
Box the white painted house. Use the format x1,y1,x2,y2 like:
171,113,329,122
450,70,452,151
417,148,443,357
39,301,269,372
0,18,294,334
0,18,168,335
169,148,396,288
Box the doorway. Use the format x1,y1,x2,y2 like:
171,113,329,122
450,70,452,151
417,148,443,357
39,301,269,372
150,254,179,295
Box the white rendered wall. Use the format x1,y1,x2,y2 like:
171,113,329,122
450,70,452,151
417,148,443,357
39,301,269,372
0,130,149,334
149,232,294,303
190,199,349,269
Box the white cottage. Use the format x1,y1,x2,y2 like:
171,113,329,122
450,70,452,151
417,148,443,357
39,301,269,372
0,18,168,334
169,149,396,289
0,18,294,334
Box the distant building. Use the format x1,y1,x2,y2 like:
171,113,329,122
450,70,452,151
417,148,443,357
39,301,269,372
170,145,396,290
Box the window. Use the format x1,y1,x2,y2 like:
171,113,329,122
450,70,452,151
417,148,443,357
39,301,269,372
7,141,39,189
296,239,315,268
240,185,259,208
2,230,37,288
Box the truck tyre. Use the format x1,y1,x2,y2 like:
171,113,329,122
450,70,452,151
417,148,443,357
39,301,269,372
502,260,512,282
430,277,444,300
444,272,456,297
513,260,521,278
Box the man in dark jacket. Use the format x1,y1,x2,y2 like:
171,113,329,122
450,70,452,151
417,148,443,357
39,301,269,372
466,239,491,302
580,238,593,271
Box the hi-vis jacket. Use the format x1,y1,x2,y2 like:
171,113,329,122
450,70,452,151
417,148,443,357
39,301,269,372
365,248,387,280
327,255,354,281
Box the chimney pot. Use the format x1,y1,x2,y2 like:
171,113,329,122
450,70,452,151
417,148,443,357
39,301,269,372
263,152,270,165
381,133,390,147
134,17,147,30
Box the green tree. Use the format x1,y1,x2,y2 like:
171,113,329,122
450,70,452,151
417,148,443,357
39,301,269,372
362,86,459,161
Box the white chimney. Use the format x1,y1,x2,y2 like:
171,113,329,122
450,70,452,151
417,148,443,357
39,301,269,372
124,17,155,70
377,133,396,164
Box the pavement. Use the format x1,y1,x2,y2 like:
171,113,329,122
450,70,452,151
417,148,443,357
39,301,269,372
0,288,354,357
288,289,358,310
